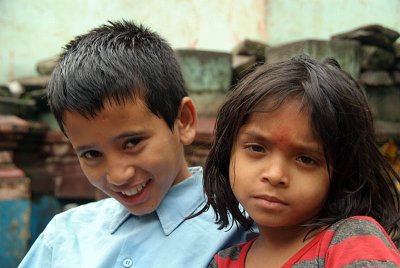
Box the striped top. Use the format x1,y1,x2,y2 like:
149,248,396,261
209,216,400,267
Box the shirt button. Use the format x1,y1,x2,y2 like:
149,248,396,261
122,258,133,267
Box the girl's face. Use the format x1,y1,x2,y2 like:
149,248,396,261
229,98,330,230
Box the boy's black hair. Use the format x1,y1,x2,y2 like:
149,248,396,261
201,54,400,245
48,20,187,133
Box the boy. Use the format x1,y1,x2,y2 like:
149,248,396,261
18,20,250,268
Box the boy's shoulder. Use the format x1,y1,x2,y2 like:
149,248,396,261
59,197,121,218
49,198,124,232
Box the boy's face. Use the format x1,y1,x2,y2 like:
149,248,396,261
63,98,195,215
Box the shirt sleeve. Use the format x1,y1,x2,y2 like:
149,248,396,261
18,219,54,268
325,216,400,267
207,256,219,268
207,240,253,268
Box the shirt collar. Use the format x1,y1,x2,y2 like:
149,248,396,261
109,166,205,235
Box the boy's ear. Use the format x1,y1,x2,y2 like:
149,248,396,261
177,96,197,145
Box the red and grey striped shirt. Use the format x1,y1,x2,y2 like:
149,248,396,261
209,216,400,267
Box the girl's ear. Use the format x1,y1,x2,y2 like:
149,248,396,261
177,96,197,145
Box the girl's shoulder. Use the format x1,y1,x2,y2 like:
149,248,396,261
329,216,393,245
323,216,400,267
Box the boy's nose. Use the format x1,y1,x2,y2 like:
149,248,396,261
106,164,135,186
261,156,289,187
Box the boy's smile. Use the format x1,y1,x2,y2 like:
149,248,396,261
63,99,193,216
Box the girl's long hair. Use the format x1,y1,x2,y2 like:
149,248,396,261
200,55,400,245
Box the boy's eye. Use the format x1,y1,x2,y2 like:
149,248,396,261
296,156,317,165
125,138,142,149
81,150,102,160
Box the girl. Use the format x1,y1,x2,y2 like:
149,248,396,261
202,55,400,267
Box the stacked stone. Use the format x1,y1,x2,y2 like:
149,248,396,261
0,115,33,200
42,130,97,200
231,39,268,82
176,49,233,119
0,115,32,267
0,114,95,199
176,49,234,166
266,38,361,78
0,115,57,199
332,25,400,142
184,118,215,167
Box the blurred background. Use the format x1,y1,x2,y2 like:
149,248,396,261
1,0,400,267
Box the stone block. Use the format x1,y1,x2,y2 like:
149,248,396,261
0,176,30,200
232,55,257,82
365,86,400,123
54,165,95,199
359,71,394,86
176,49,232,92
185,118,215,167
36,56,59,76
361,45,395,70
232,39,268,61
0,151,13,164
189,91,227,118
393,71,400,84
0,97,36,118
266,39,361,78
331,24,399,51
375,120,400,144
14,75,50,91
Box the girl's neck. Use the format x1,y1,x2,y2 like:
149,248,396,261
246,226,321,268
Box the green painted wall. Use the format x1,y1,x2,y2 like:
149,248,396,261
1,0,399,84
264,0,400,45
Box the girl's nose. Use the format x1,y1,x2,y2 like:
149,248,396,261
106,162,135,186
261,156,289,187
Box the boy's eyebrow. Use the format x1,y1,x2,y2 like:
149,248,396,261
240,130,323,154
111,131,145,143
74,131,145,153
75,144,96,153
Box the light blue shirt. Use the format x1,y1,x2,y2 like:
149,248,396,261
19,167,252,268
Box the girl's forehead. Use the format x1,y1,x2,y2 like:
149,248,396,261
251,96,308,115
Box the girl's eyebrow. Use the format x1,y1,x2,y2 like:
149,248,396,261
239,130,323,155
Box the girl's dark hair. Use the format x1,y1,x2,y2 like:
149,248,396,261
48,20,187,133
201,54,400,245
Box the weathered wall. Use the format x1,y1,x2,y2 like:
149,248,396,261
1,0,399,84
265,0,400,46
0,0,266,84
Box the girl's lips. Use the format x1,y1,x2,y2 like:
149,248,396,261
254,194,287,204
253,194,288,211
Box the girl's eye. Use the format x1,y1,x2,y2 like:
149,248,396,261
125,138,141,149
81,150,102,160
246,144,265,153
296,156,317,165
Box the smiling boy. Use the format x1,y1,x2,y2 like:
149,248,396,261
18,20,250,268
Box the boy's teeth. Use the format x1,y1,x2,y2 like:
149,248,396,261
121,181,147,196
